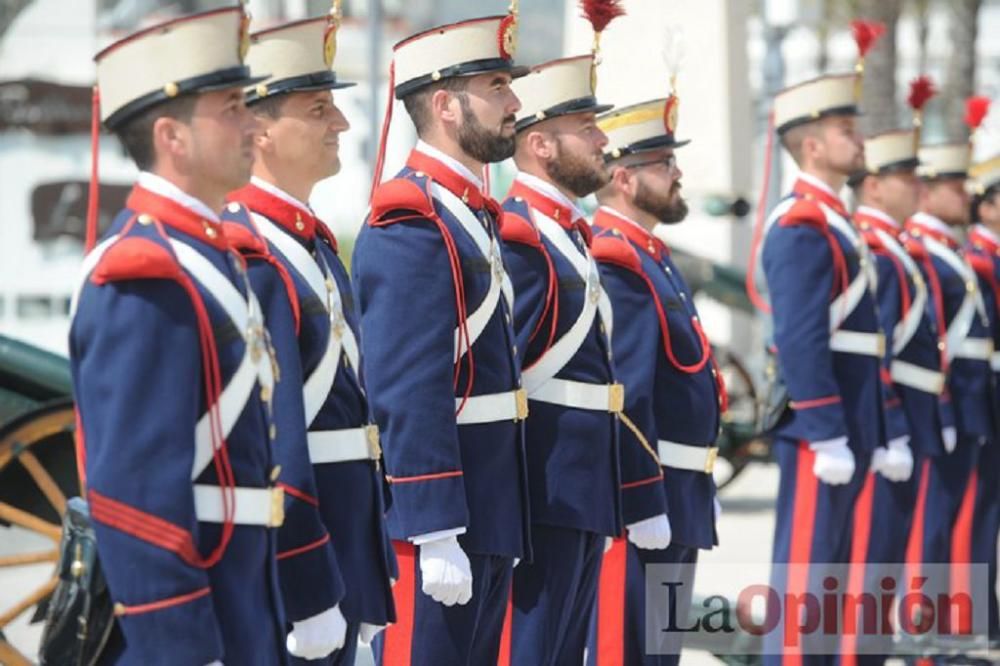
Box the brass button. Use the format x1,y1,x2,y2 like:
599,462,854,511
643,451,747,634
269,424,277,440
137,213,153,226
113,602,126,616
415,171,425,178
260,386,272,403
204,225,218,239
227,202,241,213
270,465,282,481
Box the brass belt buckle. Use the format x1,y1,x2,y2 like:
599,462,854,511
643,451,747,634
365,424,382,460
875,333,886,357
703,447,719,474
269,486,285,527
608,383,625,413
514,388,529,421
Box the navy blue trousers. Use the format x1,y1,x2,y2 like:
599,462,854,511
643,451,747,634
373,541,512,666
508,524,604,666
764,438,871,666
585,539,699,666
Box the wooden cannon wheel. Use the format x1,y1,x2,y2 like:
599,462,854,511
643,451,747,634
0,400,78,666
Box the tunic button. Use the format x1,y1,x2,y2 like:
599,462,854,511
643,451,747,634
137,213,153,226
270,465,282,481
269,424,277,440
226,202,241,213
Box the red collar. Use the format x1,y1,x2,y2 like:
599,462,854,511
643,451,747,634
853,209,901,239
969,226,1000,257
406,149,496,214
507,179,592,246
228,182,339,253
126,185,228,251
904,217,961,251
792,177,849,219
594,206,668,261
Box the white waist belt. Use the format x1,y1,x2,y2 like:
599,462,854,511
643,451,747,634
455,388,528,425
992,351,1000,372
953,337,994,361
829,330,885,357
529,379,624,413
657,440,719,474
307,426,381,464
193,485,284,527
890,360,946,395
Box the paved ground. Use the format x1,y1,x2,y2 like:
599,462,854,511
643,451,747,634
1,463,781,665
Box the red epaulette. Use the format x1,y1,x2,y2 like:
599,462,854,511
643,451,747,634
778,198,827,230
591,234,643,273
967,251,995,281
369,177,434,224
91,234,184,285
499,211,542,248
859,227,883,251
902,235,929,261
221,219,268,255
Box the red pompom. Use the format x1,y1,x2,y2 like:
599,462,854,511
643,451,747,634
965,96,991,131
579,0,626,33
851,20,886,58
907,76,936,112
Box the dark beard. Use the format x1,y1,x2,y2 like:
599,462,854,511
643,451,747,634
544,136,609,198
635,177,688,224
456,94,515,164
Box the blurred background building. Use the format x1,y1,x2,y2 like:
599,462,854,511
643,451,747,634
0,0,998,358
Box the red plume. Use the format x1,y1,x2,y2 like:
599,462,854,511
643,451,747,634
851,20,885,58
907,76,936,112
579,0,626,33
965,96,991,131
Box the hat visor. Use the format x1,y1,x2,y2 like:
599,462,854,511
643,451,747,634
246,73,357,104
605,136,690,161
515,100,615,131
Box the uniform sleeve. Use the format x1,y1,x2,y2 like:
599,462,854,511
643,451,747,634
598,263,668,525
352,218,470,539
70,279,224,665
762,223,848,443
502,240,553,365
246,260,345,622
872,254,910,443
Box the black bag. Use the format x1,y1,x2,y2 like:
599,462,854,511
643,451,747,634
38,497,115,666
757,346,791,434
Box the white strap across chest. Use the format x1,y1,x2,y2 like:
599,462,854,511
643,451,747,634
873,228,929,354
252,213,359,425
429,183,514,363
923,237,987,361
821,204,876,331
521,211,612,394
72,234,270,482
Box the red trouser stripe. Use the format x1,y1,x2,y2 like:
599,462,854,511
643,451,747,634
595,537,627,666
783,444,818,666
841,472,876,662
383,541,416,665
497,583,513,666
904,459,931,581
949,468,978,634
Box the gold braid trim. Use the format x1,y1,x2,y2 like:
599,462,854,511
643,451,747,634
617,410,661,467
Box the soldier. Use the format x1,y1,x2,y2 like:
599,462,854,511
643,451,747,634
498,39,669,663
904,136,996,636
221,12,396,664
751,69,884,662
842,107,947,662
965,144,1000,642
69,7,287,664
586,94,724,665
351,10,531,665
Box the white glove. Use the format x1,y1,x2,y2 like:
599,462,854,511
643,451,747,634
810,438,855,485
205,662,223,666
626,513,672,550
359,622,385,646
286,605,347,660
942,426,957,454
871,436,914,482
604,536,614,553
419,536,473,606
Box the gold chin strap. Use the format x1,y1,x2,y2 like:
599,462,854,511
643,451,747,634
617,410,662,467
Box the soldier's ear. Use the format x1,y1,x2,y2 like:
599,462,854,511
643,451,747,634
432,88,460,127
151,116,189,162
525,130,555,162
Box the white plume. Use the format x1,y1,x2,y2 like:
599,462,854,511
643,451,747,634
661,24,685,86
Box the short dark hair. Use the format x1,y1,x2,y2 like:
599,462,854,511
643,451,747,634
971,183,1000,224
249,93,288,120
114,94,198,171
779,121,821,166
401,77,469,136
